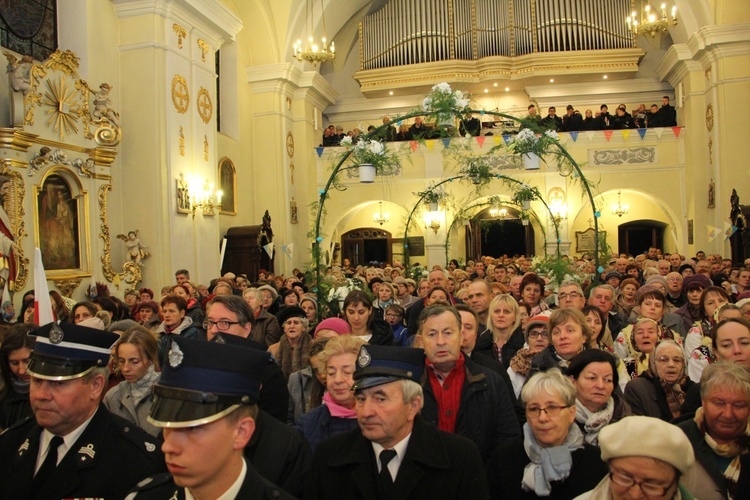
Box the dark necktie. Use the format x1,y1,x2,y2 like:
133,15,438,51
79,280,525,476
33,435,64,493
378,449,398,499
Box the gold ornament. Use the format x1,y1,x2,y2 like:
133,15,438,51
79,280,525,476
173,24,187,49
171,75,189,114
286,131,295,158
197,39,209,62
196,87,212,124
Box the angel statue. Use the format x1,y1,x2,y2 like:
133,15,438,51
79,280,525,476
4,52,33,96
117,230,150,266
92,83,120,128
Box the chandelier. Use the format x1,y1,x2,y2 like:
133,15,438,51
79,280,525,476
611,191,630,218
293,0,335,65
373,201,390,226
489,207,508,219
627,2,677,37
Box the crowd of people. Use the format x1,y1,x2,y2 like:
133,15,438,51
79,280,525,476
0,247,748,498
320,96,678,146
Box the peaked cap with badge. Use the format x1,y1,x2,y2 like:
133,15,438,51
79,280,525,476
352,344,425,391
148,336,270,428
27,322,120,380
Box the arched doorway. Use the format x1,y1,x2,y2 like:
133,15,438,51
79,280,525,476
341,228,392,266
618,220,666,256
466,207,534,259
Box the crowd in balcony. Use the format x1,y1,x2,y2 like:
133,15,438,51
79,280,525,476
320,96,678,147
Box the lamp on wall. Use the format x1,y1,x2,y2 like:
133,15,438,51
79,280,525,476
372,201,390,226
423,211,441,234
550,201,568,225
611,190,630,218
489,206,507,219
626,2,677,37
188,177,223,219
293,0,335,65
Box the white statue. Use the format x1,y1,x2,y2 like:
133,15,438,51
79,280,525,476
92,83,120,128
5,53,33,96
117,230,150,266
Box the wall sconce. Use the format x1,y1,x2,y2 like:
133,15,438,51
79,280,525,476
188,177,223,219
550,201,568,225
372,201,390,226
610,190,629,218
489,206,507,219
423,211,441,234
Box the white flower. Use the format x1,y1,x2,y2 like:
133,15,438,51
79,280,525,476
454,90,463,100
433,82,451,93
516,128,538,143
340,136,352,146
455,98,469,110
355,139,367,150
544,130,560,141
422,97,432,111
367,141,384,155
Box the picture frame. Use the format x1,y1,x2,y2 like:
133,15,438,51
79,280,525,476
176,175,191,214
218,157,237,215
34,168,91,279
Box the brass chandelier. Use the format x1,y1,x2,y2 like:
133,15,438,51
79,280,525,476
293,0,335,65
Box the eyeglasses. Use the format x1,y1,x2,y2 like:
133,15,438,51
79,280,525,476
666,278,682,283
385,313,402,319
558,292,581,300
203,320,241,330
656,355,683,364
527,330,548,339
609,469,675,496
525,404,570,418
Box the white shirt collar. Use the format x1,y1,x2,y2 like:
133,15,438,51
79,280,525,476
37,408,98,473
371,432,412,481
185,458,247,500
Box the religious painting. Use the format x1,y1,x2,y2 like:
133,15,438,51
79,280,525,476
218,157,236,215
176,175,190,214
35,170,86,273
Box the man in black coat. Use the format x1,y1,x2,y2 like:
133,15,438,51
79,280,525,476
658,95,677,127
562,104,583,132
307,344,490,500
0,323,165,499
418,305,521,463
127,337,294,499
542,106,563,131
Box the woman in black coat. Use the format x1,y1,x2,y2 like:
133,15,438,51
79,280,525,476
0,325,35,430
487,369,607,499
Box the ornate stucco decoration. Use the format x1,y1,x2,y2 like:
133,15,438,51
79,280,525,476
53,278,82,297
28,147,93,177
0,162,29,291
590,148,657,166
98,184,142,289
196,87,212,124
20,50,121,146
197,39,209,62
172,75,189,114
173,23,187,48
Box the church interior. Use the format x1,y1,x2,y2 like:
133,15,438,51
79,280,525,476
0,0,748,301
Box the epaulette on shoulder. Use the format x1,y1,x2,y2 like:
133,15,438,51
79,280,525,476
124,473,174,499
116,421,161,456
0,415,34,436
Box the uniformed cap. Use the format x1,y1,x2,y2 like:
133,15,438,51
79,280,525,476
28,322,119,380
352,344,424,391
148,336,269,428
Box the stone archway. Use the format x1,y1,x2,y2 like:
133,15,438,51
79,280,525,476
340,227,392,266
467,206,535,259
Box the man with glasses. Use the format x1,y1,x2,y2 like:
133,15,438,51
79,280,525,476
418,305,520,464
579,415,695,499
202,295,308,495
665,272,686,308
557,281,586,310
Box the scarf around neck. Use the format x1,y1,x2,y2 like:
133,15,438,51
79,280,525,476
694,407,750,498
129,364,160,405
574,398,614,445
510,348,537,377
322,391,357,419
521,421,584,496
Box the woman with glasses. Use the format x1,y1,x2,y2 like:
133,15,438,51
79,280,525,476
268,306,313,380
383,304,408,346
624,340,694,421
507,315,550,399
103,326,161,437
488,369,608,499
567,349,631,446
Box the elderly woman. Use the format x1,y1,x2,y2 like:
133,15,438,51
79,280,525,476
620,317,662,380
581,416,696,500
488,369,608,499
135,300,160,330
103,326,161,437
615,287,682,362
684,286,731,381
295,335,366,451
342,290,394,345
532,308,592,373
567,349,631,445
678,361,750,499
624,340,694,421
268,306,313,380
287,337,329,424
474,294,525,368
613,277,639,318
507,315,550,399
0,326,35,429
520,273,548,316
242,287,281,346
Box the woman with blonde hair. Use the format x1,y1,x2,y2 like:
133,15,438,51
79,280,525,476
532,308,592,373
103,325,161,436
295,335,366,451
474,294,524,367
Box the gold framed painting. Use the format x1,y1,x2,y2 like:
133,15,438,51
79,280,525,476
218,157,237,215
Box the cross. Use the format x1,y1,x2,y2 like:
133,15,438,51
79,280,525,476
197,94,211,117
173,83,188,110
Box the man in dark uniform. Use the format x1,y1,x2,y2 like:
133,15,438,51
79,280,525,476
307,344,490,499
0,322,164,499
127,336,294,499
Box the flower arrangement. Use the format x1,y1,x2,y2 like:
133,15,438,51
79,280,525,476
339,136,401,176
421,82,470,123
416,184,447,209
512,183,537,203
531,256,589,292
460,157,493,186
508,128,560,156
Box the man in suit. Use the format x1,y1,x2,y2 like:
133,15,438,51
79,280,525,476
307,344,490,499
127,336,295,499
0,322,165,499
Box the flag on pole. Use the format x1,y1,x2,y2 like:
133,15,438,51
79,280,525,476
34,248,55,325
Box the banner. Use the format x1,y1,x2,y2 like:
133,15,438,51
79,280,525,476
263,242,274,259
33,248,55,325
